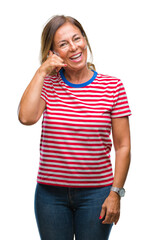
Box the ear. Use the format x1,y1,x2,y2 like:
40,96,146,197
84,45,87,50
47,50,53,58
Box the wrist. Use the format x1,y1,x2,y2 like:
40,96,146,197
109,190,121,199
110,186,125,198
37,67,48,78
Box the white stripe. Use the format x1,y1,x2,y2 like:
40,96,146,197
40,153,109,160
38,174,112,182
41,133,110,140
42,119,111,126
40,146,108,153
38,168,112,176
39,164,112,171
43,129,109,143
47,100,113,108
42,124,110,131
40,148,107,155
42,127,110,136
40,142,109,149
49,95,113,102
44,111,111,117
112,103,129,108
40,159,111,165
53,82,117,88
44,116,111,122
37,179,113,186
40,157,110,164
39,160,110,168
46,105,111,111
51,95,114,100
40,139,111,147
112,107,130,113
44,114,111,121
112,112,131,118
40,137,108,144
48,90,115,95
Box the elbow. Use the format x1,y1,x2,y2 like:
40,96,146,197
116,145,131,155
18,116,35,126
18,115,38,125
18,114,37,125
18,107,38,125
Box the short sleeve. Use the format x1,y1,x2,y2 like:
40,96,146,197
111,79,132,118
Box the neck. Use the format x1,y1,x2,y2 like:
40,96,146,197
63,66,93,84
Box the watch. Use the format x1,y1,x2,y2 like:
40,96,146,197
110,187,125,197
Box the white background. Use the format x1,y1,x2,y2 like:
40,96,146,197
0,0,149,239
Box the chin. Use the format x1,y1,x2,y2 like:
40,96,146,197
66,62,87,72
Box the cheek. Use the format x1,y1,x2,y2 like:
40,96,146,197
81,38,87,49
83,48,88,59
59,50,68,59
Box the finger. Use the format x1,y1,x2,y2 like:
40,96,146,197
52,52,67,65
56,64,67,73
114,213,120,225
53,51,60,56
102,212,119,225
99,206,106,220
55,55,66,64
115,220,118,225
48,60,67,71
102,213,112,224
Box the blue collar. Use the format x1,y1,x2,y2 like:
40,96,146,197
60,69,98,88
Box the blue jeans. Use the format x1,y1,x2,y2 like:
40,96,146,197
34,183,113,240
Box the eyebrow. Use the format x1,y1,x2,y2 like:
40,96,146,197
57,34,80,44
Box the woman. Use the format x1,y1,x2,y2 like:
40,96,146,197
18,15,131,240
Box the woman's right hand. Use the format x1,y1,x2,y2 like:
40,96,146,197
38,50,67,77
18,51,67,125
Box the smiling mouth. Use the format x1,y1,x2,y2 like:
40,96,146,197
70,53,82,60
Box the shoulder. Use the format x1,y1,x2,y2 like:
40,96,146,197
96,72,120,83
95,72,122,88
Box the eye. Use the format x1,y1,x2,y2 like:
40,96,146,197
74,37,81,41
59,42,67,48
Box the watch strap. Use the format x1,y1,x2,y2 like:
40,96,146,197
111,187,120,193
110,186,125,197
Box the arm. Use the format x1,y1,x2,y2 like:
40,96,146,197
100,116,131,225
18,70,46,125
18,51,67,125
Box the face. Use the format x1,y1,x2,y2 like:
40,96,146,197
53,22,88,71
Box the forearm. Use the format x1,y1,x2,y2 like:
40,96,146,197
100,117,131,225
112,146,131,188
99,146,131,224
18,68,46,124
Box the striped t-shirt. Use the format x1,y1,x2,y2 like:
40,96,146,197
37,69,131,188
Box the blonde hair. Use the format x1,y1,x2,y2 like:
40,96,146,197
40,15,96,71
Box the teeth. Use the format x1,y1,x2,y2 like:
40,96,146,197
70,53,81,59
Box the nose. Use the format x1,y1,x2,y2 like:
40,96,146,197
69,41,77,51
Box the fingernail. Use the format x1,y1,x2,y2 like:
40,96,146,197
99,216,102,219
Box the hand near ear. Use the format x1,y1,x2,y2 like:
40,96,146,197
39,50,67,76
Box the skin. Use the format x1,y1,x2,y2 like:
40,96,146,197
52,22,93,83
100,116,131,225
18,22,131,225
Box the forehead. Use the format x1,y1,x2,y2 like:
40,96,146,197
54,22,82,43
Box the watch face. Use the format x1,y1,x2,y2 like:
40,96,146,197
119,188,125,197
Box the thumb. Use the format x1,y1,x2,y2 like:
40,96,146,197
99,205,106,220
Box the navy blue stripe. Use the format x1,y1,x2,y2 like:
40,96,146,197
60,69,98,88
